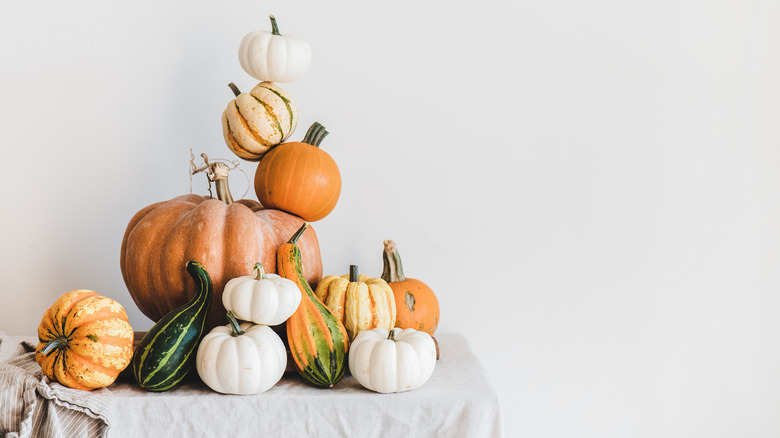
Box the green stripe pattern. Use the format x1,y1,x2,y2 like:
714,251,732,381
132,260,213,392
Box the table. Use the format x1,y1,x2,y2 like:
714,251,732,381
1,333,503,437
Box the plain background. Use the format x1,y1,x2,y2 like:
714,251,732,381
2,1,779,436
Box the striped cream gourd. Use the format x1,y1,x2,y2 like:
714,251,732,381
221,81,298,161
315,265,397,341
278,223,349,388
132,260,213,391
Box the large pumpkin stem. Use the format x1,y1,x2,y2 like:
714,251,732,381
381,240,406,282
302,122,329,148
349,265,359,283
269,15,281,36
41,336,68,356
207,156,234,205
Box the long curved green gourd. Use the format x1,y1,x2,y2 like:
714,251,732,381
278,223,349,388
132,260,213,391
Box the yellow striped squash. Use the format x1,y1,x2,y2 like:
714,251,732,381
315,265,397,341
221,81,298,161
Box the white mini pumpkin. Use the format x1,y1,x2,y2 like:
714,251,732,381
196,312,286,395
222,262,302,326
348,327,437,394
238,15,311,83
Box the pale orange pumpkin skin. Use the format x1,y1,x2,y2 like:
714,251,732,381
36,290,134,391
120,194,323,330
254,123,341,222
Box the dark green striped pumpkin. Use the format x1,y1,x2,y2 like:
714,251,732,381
222,81,298,161
132,260,213,391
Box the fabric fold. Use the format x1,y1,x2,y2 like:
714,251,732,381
0,341,113,438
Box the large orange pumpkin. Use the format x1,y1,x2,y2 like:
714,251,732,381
254,122,341,222
381,240,439,335
120,161,322,330
36,290,134,390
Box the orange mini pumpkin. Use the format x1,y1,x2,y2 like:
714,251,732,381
381,240,439,335
36,290,134,390
254,122,341,222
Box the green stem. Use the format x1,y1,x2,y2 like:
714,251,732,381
387,329,397,341
228,82,241,97
288,222,308,244
349,265,359,283
269,15,281,36
226,311,244,337
41,337,68,356
302,122,329,147
381,240,406,282
253,262,266,280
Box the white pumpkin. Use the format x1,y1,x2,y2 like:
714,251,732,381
238,15,312,83
348,327,437,394
222,262,302,326
222,81,298,161
196,313,286,395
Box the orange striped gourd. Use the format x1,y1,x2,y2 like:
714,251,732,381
36,290,134,390
278,223,348,388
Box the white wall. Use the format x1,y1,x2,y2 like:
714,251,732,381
2,1,780,436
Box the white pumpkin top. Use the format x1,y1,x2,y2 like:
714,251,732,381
222,263,302,326
238,15,312,83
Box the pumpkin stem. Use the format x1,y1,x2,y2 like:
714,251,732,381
253,262,267,280
349,265,359,283
228,82,241,97
302,122,329,148
41,336,68,356
269,15,281,36
226,311,245,337
387,329,397,341
288,222,308,244
381,240,406,282
208,160,234,205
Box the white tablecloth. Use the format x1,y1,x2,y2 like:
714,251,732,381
1,333,503,438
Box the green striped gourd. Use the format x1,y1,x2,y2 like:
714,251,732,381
221,81,298,161
278,223,349,388
132,260,213,391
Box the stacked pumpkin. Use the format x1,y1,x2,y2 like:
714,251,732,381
35,15,441,395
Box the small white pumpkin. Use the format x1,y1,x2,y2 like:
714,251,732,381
222,81,298,161
196,312,286,395
348,327,437,394
222,262,302,326
238,15,312,83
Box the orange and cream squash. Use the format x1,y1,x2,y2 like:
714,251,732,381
36,290,134,390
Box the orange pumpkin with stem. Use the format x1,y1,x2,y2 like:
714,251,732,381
381,240,439,335
254,122,341,222
120,156,322,330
